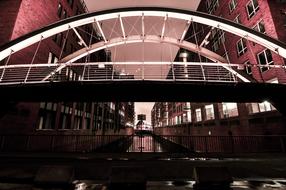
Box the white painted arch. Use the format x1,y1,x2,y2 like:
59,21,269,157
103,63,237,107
0,7,286,62
60,35,227,63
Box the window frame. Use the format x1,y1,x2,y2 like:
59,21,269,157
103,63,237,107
244,60,252,76
257,49,274,72
195,108,202,122
234,14,241,24
246,0,259,19
253,19,266,34
57,3,63,18
236,38,248,56
229,0,237,12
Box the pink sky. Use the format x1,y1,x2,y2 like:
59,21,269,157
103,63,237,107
135,102,154,124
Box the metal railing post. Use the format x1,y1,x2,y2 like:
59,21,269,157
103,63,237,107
171,62,175,81
142,62,144,80
24,36,43,83
112,62,114,80
204,136,208,153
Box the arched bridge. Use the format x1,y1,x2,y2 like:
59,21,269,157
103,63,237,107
0,7,286,104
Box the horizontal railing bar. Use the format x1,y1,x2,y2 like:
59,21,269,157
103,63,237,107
1,62,285,69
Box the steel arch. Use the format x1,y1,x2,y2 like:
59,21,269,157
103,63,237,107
60,35,227,63
1,7,286,62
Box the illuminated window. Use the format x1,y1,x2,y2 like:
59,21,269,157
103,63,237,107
205,104,215,120
229,0,237,12
248,101,276,114
257,49,274,72
195,108,202,122
237,38,247,56
221,103,238,118
246,0,259,18
258,101,272,112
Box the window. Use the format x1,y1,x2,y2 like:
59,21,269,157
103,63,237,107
68,0,74,8
244,61,252,76
195,108,202,122
210,28,225,52
247,0,259,18
253,20,266,33
59,104,72,129
229,0,237,12
234,15,241,24
57,3,63,18
247,101,276,114
206,0,219,14
48,52,58,63
62,10,67,19
53,33,63,47
259,101,272,112
205,104,215,120
257,49,274,72
85,112,91,129
237,38,247,56
37,102,57,130
221,103,238,118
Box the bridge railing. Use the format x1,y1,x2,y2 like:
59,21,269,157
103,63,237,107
1,62,283,85
0,134,285,154
158,135,286,154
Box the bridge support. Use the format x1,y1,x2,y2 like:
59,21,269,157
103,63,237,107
0,81,284,101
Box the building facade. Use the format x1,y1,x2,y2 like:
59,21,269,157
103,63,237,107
153,102,284,136
198,0,286,83
0,0,134,136
153,0,286,136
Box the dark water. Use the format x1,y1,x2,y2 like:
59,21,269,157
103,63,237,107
127,135,164,152
2,180,286,190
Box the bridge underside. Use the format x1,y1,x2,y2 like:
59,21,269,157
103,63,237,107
0,81,285,102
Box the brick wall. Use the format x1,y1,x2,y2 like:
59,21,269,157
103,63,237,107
197,0,286,83
155,110,286,136
0,0,22,46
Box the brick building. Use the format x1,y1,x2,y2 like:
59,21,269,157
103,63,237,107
0,0,134,136
153,0,286,136
198,0,286,83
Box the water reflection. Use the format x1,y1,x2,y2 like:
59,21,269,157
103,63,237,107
127,135,165,152
0,180,286,190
